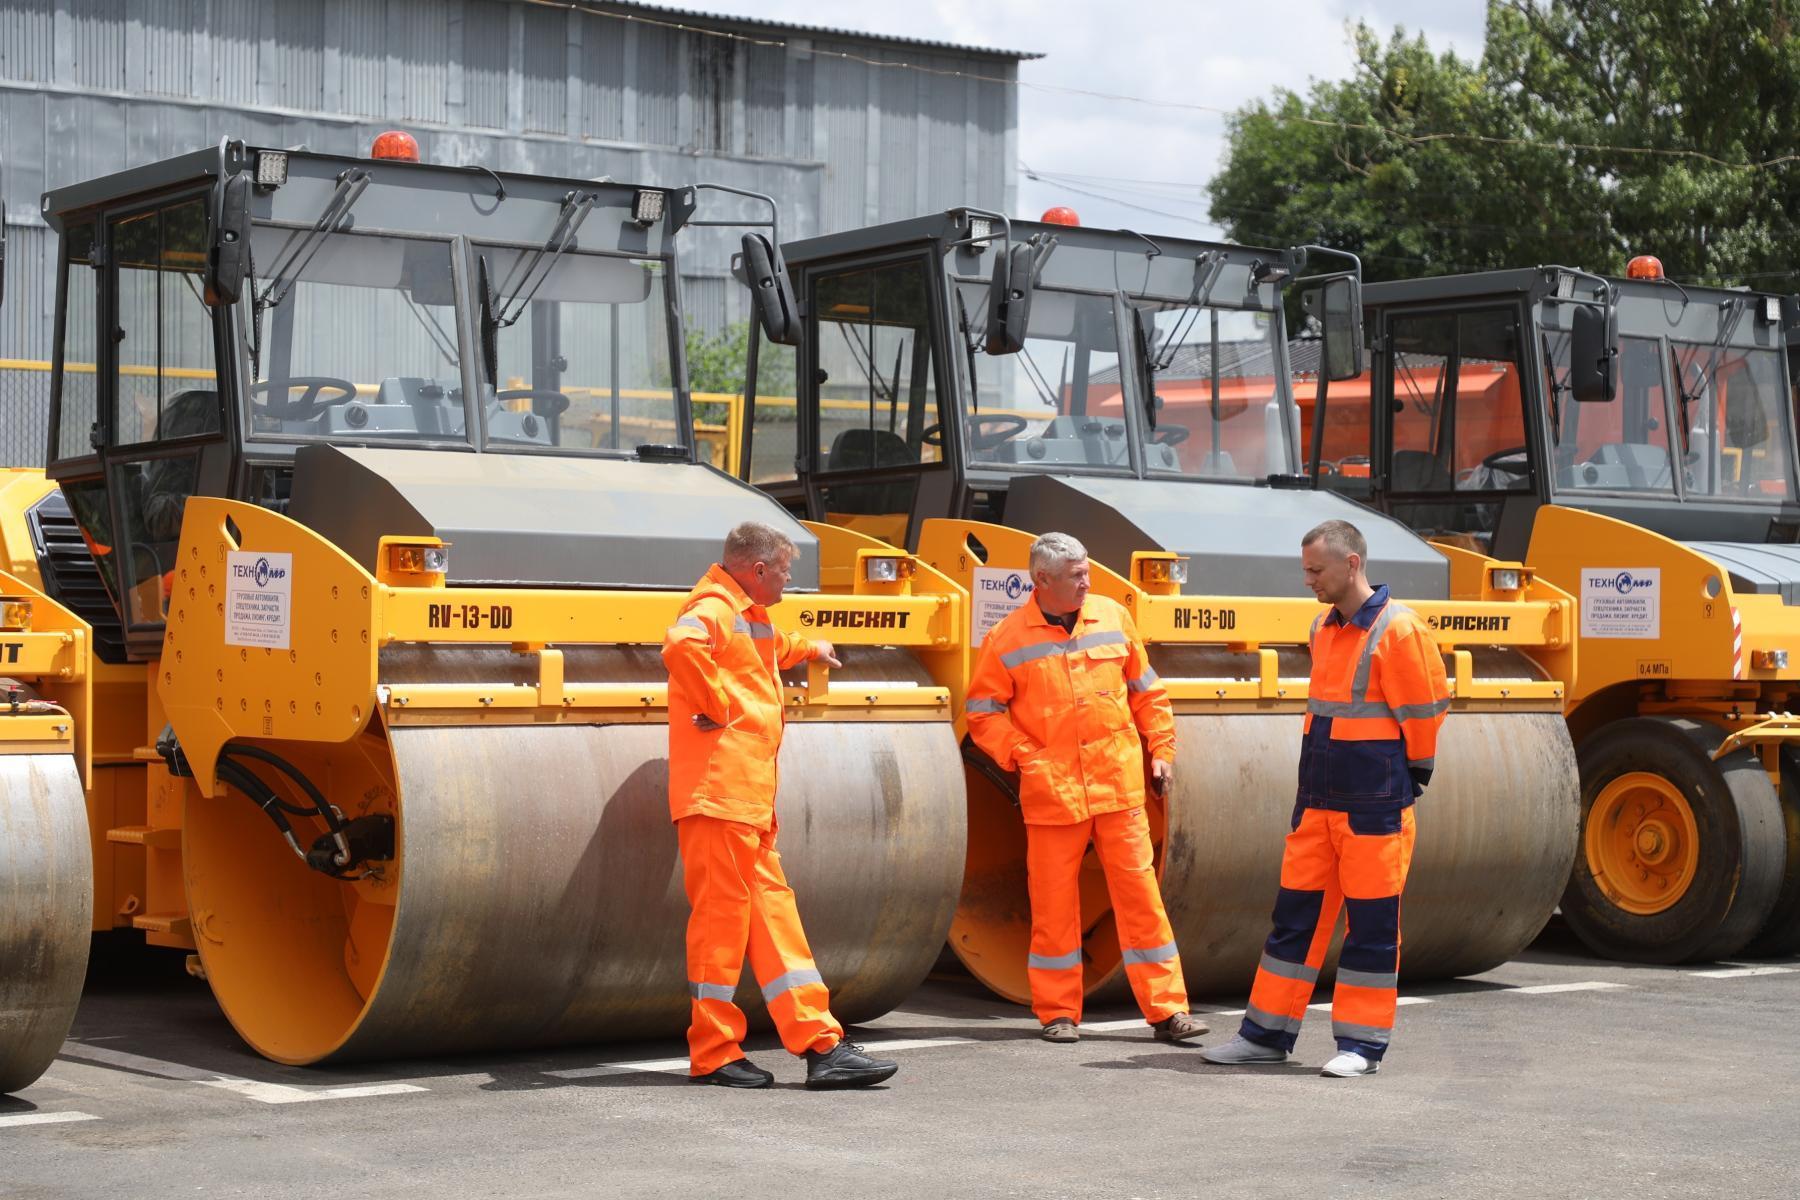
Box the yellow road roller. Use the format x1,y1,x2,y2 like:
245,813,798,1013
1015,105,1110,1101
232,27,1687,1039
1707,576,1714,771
8,135,967,1073
1298,258,1800,961
0,472,99,1095
728,210,1583,1004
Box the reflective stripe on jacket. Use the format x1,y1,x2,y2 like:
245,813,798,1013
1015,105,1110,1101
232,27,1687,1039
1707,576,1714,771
1299,584,1450,812
663,563,817,829
967,594,1175,826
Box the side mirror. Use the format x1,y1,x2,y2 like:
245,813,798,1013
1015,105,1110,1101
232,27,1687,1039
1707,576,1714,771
985,241,1034,355
739,232,798,347
1570,303,1617,403
207,171,252,306
1319,276,1364,381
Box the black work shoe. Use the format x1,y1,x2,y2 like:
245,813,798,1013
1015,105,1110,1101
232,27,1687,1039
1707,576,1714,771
803,1039,898,1089
692,1058,774,1088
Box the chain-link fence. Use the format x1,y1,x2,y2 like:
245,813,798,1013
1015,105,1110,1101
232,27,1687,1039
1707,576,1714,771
0,362,50,468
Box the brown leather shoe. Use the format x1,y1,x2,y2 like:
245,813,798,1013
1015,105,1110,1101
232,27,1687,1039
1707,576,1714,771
1153,1012,1210,1043
1041,1018,1079,1043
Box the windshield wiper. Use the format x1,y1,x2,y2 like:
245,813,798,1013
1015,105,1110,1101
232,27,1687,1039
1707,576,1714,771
246,167,372,381
478,190,598,389
489,191,598,330
1673,296,1748,447
1149,252,1227,373
955,287,984,414
256,168,371,314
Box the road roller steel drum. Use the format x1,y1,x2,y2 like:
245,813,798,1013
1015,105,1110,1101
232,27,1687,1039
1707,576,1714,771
0,552,96,1095
921,521,1581,1006
158,501,968,1065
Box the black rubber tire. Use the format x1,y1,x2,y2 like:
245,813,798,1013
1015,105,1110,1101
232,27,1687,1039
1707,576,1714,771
1741,747,1800,957
1562,717,1785,964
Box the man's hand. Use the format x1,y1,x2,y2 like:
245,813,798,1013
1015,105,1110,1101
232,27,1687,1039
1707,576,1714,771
1151,758,1174,796
813,639,843,668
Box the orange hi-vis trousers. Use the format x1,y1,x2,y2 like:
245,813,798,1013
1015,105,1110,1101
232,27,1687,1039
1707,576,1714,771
1026,806,1188,1026
679,815,842,1075
1240,806,1416,1061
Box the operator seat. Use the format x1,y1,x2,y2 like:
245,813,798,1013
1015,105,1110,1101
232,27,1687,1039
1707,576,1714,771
824,427,918,513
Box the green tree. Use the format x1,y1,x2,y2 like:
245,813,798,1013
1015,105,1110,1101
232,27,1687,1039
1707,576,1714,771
1209,2,1800,286
683,320,796,417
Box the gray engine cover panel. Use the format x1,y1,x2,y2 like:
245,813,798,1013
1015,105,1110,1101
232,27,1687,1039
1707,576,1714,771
1687,541,1800,605
1003,474,1449,599
286,445,820,590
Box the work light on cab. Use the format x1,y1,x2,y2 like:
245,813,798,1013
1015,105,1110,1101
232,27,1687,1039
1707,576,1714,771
1041,206,1080,226
1626,254,1663,280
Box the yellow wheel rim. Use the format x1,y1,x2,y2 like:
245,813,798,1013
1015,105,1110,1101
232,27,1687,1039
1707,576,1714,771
1585,772,1701,915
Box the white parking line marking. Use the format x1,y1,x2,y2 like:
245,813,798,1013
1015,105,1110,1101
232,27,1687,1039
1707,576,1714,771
1691,966,1797,979
57,1044,426,1105
1309,996,1435,1011
1508,981,1630,995
0,1111,100,1129
545,1036,970,1079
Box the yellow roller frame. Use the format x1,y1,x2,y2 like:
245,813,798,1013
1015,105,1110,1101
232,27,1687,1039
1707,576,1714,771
160,499,965,798
916,518,1573,729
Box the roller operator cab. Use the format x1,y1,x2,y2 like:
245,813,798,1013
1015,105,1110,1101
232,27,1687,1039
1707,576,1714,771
738,210,1581,1008
25,139,967,1071
1305,262,1800,962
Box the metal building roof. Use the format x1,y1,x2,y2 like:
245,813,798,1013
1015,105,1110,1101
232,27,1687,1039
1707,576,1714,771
582,1,1045,60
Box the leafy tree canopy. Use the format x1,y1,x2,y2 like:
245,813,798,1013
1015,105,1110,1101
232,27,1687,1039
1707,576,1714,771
1208,1,1800,286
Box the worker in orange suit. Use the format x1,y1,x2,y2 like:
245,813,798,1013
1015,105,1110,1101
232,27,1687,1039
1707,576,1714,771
967,531,1209,1046
663,520,899,1090
1202,519,1449,1078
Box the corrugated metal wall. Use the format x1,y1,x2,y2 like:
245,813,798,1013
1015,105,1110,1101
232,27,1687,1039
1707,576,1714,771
0,0,1020,464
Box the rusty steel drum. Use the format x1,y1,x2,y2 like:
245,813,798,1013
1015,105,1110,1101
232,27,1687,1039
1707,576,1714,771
0,754,91,1094
181,647,965,1064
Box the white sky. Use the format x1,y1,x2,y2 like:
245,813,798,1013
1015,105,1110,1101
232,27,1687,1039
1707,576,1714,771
683,1,1488,235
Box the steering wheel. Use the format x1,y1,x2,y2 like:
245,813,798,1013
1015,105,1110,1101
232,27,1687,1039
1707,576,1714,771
1150,424,1191,447
249,377,358,422
1481,445,1529,471
928,414,1029,451
496,388,571,418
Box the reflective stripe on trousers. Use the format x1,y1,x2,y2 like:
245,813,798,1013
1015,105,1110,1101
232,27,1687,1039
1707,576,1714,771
1025,806,1188,1026
1239,807,1416,1061
678,815,843,1075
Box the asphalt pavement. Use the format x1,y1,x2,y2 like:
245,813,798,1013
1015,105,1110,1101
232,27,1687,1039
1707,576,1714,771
3,922,1796,1200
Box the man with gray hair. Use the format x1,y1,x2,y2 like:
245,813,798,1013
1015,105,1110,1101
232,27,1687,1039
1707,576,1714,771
663,519,899,1090
967,531,1208,1046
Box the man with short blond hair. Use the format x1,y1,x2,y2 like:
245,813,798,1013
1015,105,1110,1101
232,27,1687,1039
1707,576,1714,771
663,520,898,1090
967,531,1208,1046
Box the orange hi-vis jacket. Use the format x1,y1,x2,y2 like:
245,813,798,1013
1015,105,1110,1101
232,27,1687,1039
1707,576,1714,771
663,564,820,831
967,594,1175,826
1300,584,1450,813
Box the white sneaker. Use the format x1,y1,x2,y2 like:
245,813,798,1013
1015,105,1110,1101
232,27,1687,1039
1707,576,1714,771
1198,1034,1288,1065
1321,1051,1379,1077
